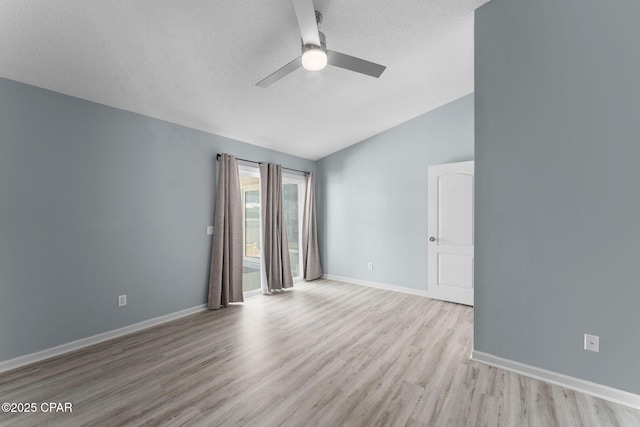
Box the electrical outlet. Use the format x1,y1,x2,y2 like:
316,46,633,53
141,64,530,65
118,294,127,307
207,226,214,235
584,334,599,352
367,262,373,270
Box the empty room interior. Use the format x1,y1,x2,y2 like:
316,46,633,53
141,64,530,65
1,0,640,426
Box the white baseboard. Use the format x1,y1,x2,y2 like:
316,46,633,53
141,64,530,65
322,274,430,298
0,304,208,374
471,350,640,411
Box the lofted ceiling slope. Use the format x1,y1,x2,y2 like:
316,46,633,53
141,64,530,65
0,0,489,160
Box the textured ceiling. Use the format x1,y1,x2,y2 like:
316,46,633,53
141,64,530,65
0,0,488,160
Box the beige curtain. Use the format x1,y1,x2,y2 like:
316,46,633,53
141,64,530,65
208,154,244,309
260,163,293,292
302,172,323,280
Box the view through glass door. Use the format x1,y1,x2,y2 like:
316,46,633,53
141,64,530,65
239,168,261,293
282,173,305,281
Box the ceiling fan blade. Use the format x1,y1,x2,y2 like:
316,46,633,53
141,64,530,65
327,50,386,78
293,0,320,47
256,57,302,88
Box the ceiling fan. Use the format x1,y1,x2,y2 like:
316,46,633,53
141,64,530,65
256,0,386,88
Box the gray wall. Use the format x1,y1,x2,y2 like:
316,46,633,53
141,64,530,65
316,94,474,290
475,0,640,393
0,77,314,362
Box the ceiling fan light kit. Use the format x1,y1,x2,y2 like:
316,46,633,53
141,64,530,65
301,48,327,71
256,0,386,87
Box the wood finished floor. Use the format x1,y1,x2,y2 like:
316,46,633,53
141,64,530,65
1,279,639,427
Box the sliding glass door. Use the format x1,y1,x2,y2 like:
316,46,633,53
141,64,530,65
238,166,306,294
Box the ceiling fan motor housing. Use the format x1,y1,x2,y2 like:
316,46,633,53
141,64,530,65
301,31,326,54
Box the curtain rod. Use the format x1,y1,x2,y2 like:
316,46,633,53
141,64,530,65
216,153,308,175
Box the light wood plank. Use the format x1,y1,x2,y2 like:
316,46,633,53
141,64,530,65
0,279,638,426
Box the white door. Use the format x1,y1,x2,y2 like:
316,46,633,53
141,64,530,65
428,161,474,306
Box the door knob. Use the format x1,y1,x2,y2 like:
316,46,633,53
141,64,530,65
429,237,436,242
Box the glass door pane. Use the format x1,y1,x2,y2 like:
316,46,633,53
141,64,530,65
283,183,299,278
282,173,305,281
240,174,261,292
